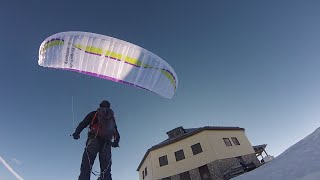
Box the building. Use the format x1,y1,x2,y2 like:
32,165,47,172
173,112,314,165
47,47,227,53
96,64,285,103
137,126,262,180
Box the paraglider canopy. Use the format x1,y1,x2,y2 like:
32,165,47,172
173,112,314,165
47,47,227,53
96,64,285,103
38,31,178,99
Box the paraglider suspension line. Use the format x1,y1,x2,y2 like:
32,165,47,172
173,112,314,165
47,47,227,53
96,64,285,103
85,127,100,177
85,138,94,174
100,158,111,179
72,96,75,132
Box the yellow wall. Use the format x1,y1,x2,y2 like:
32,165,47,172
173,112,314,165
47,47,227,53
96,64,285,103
151,131,212,179
138,129,255,180
138,153,153,180
204,130,255,160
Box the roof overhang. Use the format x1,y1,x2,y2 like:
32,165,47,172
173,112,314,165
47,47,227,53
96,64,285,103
253,144,267,155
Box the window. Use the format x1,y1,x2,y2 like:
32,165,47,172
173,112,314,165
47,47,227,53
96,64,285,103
191,143,203,155
142,170,145,179
231,137,240,145
159,155,168,167
175,149,185,161
223,138,232,146
236,156,245,164
179,171,191,180
236,156,247,167
145,167,147,177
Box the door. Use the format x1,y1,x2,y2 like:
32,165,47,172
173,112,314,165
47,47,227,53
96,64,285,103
198,165,212,180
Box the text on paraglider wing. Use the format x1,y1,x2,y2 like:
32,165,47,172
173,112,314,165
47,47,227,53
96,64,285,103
65,42,75,68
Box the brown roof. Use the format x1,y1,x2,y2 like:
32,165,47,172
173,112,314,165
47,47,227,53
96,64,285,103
137,126,245,171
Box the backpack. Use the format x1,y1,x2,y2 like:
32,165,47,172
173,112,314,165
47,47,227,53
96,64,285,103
89,107,116,140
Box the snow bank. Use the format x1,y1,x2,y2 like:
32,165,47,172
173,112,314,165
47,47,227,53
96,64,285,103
234,127,320,180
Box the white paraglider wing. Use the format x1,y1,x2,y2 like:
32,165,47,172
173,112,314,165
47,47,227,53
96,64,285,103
38,31,178,99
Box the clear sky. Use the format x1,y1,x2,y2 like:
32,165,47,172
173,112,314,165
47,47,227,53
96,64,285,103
0,0,320,180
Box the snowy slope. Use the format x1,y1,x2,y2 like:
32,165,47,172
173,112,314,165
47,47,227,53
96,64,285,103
234,127,320,180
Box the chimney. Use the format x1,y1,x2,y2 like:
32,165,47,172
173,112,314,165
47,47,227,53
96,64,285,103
166,126,185,139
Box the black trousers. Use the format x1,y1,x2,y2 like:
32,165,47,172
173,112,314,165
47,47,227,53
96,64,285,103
78,136,112,180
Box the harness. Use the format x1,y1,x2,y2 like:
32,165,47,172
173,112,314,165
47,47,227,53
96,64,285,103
89,109,117,140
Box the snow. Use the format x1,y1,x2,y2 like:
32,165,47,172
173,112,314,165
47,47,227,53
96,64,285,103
234,127,320,180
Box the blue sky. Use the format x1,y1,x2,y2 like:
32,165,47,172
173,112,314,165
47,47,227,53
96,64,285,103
1,0,320,179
